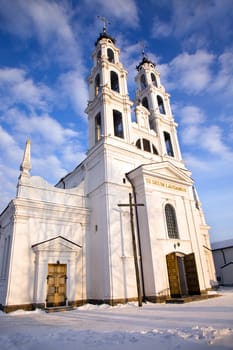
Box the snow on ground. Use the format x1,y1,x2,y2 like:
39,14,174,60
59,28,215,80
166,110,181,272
0,288,233,350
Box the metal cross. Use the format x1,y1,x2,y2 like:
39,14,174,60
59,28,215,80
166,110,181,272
97,16,110,33
137,41,147,58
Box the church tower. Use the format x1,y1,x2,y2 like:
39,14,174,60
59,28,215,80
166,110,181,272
85,24,133,149
134,54,182,163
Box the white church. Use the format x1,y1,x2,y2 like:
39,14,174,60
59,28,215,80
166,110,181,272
0,25,217,312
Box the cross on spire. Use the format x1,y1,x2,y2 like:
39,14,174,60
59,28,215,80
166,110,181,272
137,41,147,58
97,16,110,33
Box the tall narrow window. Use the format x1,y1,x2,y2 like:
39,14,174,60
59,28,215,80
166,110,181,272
136,139,141,149
95,113,102,142
113,110,124,138
1,236,10,279
165,204,179,239
164,131,174,157
95,74,100,96
157,95,165,114
97,49,101,62
142,97,149,110
110,71,119,92
151,73,157,87
140,74,147,89
107,48,114,63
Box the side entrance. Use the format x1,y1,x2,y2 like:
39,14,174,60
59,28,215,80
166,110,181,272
166,252,200,298
46,263,67,307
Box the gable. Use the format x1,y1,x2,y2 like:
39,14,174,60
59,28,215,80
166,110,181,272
31,235,82,252
127,161,193,187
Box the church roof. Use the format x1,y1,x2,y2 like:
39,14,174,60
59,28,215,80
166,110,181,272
95,30,116,46
211,238,233,250
136,56,156,71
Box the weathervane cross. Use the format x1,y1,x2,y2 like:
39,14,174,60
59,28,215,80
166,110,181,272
138,41,147,57
97,16,110,33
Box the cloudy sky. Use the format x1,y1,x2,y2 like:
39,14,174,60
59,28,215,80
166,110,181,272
0,0,232,242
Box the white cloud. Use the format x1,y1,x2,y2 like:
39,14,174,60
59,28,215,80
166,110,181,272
165,50,215,94
178,105,205,125
84,0,139,28
0,67,52,112
178,104,233,161
151,0,233,50
0,0,81,67
58,70,89,119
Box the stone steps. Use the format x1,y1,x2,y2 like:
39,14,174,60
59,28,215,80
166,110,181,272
45,306,76,313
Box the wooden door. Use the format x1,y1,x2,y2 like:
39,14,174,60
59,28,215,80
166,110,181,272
166,252,181,297
47,264,67,307
184,253,200,295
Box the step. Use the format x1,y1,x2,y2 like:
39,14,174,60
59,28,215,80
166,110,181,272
44,306,76,313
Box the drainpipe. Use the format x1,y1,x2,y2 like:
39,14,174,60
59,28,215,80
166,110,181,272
125,173,146,302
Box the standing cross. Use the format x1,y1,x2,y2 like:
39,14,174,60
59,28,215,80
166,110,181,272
118,193,144,307
138,41,147,58
97,16,110,33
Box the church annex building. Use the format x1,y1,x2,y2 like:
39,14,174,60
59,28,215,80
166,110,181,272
0,26,217,312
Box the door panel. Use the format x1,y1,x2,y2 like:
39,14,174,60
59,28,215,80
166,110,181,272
47,264,67,307
184,253,200,295
166,253,181,297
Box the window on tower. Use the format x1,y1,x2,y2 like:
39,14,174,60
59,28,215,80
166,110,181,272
136,139,141,149
97,49,101,62
151,73,157,87
95,74,100,96
143,138,150,152
164,131,174,157
107,48,114,63
110,71,119,92
136,138,158,155
165,204,179,239
157,95,165,114
142,97,149,110
95,112,102,142
140,74,147,89
113,110,124,138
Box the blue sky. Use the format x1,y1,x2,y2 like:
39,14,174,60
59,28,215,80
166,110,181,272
0,0,232,243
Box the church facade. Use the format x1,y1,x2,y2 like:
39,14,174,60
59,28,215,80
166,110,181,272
0,27,217,312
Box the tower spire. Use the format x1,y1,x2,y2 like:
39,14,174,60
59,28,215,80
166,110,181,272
19,139,31,178
95,16,115,46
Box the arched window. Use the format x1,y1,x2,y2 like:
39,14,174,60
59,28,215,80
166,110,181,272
165,204,179,239
136,139,141,149
107,48,114,63
142,97,149,110
152,145,158,154
110,71,119,92
164,131,174,157
157,95,165,114
140,74,147,89
143,138,150,152
95,112,102,142
113,110,124,138
151,73,157,87
95,74,100,96
97,49,101,62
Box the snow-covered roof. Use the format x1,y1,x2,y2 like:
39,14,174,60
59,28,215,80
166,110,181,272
211,238,233,250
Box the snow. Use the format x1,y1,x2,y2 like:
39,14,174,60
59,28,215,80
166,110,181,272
0,288,233,350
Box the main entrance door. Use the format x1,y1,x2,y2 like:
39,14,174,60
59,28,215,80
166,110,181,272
166,252,200,298
47,264,67,307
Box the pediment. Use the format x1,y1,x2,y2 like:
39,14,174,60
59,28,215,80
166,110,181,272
32,235,82,252
127,161,193,187
142,162,193,184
